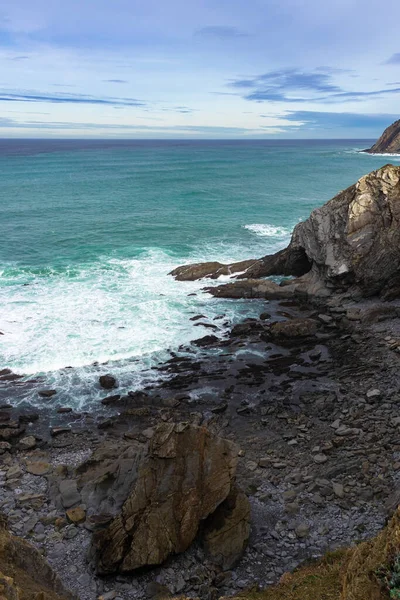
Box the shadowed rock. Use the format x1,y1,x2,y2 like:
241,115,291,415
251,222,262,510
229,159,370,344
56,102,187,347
203,486,250,570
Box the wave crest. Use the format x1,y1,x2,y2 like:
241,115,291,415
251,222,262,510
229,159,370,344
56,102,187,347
243,223,291,238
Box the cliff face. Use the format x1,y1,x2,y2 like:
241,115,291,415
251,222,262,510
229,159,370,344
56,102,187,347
171,164,400,300
366,119,400,154
281,163,400,297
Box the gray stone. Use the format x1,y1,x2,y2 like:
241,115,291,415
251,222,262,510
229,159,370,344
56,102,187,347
59,479,81,508
295,523,310,539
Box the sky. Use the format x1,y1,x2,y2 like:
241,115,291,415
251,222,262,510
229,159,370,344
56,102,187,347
1,0,400,138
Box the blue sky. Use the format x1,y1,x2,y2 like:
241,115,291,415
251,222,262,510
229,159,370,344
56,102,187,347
1,0,400,138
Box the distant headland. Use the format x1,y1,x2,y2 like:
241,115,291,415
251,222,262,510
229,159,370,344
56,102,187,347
365,118,400,154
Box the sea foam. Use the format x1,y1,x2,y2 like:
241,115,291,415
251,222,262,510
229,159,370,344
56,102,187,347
244,223,291,238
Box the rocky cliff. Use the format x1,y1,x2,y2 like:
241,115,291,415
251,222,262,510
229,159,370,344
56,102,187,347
366,119,400,154
171,164,400,300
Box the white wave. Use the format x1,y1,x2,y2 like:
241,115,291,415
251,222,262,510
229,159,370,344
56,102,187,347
0,247,265,409
243,223,291,238
358,150,400,158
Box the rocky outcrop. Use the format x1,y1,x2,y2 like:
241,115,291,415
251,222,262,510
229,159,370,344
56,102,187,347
172,165,400,300
169,259,257,281
0,517,75,600
366,119,400,154
67,423,244,574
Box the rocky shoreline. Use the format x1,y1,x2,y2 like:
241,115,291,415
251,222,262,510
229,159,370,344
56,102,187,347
2,164,400,599
1,291,400,599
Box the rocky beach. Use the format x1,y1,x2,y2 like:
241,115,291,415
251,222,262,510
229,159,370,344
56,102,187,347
1,163,400,599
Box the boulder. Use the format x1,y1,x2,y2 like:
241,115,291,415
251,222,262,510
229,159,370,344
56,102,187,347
203,486,250,570
76,423,239,574
99,374,117,389
365,119,400,154
269,318,318,340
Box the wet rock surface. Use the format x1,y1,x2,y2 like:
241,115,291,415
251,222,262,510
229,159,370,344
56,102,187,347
1,294,400,599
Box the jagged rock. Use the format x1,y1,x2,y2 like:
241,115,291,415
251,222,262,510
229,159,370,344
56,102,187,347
85,423,238,574
205,279,302,300
202,486,250,570
169,259,257,281
365,119,400,154
0,517,75,599
171,165,400,299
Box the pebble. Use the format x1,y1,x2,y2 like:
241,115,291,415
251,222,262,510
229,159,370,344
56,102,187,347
66,506,86,524
366,389,381,400
313,454,328,464
332,483,345,498
295,523,310,539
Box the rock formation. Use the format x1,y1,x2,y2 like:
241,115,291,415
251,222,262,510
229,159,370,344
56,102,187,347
171,165,400,300
366,118,400,154
169,259,257,281
0,517,75,600
52,423,249,575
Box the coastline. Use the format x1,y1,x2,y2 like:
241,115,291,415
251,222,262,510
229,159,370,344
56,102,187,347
2,291,399,599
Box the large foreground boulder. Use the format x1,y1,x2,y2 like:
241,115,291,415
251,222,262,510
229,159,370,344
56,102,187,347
171,165,400,299
366,118,400,154
72,423,246,574
0,517,75,600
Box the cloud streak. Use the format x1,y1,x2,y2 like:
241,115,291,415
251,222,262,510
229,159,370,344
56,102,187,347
386,53,400,64
229,68,400,104
195,26,248,39
282,111,399,130
0,89,144,107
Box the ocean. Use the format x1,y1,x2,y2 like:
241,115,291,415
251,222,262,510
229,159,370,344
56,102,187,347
0,138,398,409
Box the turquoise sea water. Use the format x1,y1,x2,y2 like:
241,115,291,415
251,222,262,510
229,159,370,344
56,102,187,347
0,139,398,407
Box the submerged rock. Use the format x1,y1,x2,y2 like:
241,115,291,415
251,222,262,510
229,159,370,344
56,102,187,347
365,118,400,154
